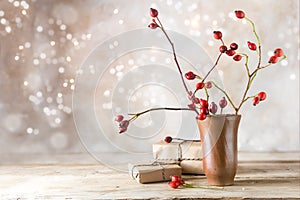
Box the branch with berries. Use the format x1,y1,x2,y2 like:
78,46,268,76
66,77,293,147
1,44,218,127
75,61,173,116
114,8,287,133
168,175,224,190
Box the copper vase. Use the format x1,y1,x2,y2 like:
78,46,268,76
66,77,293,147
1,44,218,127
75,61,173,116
197,114,241,186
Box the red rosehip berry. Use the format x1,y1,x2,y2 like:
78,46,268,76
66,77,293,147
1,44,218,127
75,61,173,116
119,120,129,128
185,71,196,80
200,107,209,115
196,82,205,90
213,31,222,40
219,97,228,108
193,97,200,104
175,181,182,187
205,81,212,89
200,99,209,108
274,48,284,57
219,45,227,53
188,91,193,99
168,181,179,189
226,49,236,56
115,115,124,122
253,96,260,106
248,41,257,51
164,136,173,143
148,22,159,29
119,127,127,134
235,10,245,19
197,113,207,121
180,179,185,185
209,102,218,114
268,55,278,64
150,8,158,17
258,92,267,101
233,54,242,61
188,103,196,110
171,175,179,182
230,42,238,50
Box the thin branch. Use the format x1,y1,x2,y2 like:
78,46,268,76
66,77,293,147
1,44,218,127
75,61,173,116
156,17,190,96
202,53,223,82
128,107,194,121
210,81,237,111
242,95,256,103
245,17,261,69
240,53,250,76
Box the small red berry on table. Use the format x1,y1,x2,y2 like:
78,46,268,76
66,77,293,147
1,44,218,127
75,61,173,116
171,175,179,182
168,181,179,189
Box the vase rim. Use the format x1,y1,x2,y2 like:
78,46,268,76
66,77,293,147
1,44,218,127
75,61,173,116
196,114,241,121
208,114,241,117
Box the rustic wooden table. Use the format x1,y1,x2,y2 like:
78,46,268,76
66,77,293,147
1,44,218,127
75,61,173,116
0,152,299,199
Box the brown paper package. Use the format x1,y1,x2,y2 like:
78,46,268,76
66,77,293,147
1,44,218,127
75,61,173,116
128,162,182,184
153,140,204,174
153,140,202,160
180,160,204,175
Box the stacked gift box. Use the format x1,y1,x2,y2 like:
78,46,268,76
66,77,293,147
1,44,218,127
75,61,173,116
128,139,204,183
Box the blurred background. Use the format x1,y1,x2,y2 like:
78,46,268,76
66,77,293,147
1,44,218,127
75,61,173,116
0,0,299,160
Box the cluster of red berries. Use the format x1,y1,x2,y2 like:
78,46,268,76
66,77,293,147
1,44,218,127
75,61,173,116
253,91,267,106
115,115,129,133
214,31,242,61
213,10,262,63
184,70,228,120
148,8,160,29
114,8,286,134
269,48,284,64
168,175,184,189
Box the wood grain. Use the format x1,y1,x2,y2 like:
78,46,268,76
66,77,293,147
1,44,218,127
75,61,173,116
0,152,299,199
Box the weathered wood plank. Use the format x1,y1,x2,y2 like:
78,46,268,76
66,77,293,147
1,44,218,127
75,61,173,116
0,152,299,199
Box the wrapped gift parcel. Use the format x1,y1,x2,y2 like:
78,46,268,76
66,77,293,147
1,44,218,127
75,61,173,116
153,140,202,160
153,140,204,174
180,160,204,174
128,161,181,184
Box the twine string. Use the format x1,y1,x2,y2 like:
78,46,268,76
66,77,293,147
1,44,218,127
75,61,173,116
130,161,178,180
